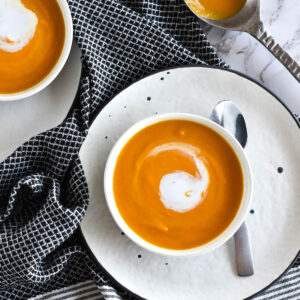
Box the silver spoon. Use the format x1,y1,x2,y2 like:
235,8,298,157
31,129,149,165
210,100,254,277
184,0,300,83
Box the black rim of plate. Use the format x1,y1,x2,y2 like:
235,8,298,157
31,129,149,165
79,64,300,300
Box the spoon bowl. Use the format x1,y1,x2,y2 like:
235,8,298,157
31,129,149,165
185,0,260,32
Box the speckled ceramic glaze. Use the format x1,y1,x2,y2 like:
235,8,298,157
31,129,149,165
79,66,300,300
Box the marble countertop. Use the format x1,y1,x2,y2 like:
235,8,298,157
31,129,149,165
203,0,300,114
0,0,299,162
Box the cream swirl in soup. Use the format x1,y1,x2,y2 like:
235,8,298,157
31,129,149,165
0,0,38,52
148,143,209,213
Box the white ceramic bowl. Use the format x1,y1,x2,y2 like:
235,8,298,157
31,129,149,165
0,0,73,101
104,113,253,257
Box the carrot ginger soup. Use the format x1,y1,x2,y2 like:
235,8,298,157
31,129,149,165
185,0,246,20
113,120,244,250
0,0,65,94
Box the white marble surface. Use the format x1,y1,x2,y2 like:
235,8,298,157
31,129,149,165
203,0,300,115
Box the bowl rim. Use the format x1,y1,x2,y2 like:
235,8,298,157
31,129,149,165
104,112,253,257
0,0,73,101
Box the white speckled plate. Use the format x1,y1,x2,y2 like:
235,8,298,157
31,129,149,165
79,66,300,300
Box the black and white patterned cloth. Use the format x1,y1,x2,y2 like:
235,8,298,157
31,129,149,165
0,1,299,299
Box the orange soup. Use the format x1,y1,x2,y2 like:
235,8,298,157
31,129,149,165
0,0,65,94
185,0,246,20
113,120,244,250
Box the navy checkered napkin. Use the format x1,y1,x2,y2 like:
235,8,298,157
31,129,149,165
0,1,299,299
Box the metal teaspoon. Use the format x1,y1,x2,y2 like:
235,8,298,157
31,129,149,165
210,100,254,277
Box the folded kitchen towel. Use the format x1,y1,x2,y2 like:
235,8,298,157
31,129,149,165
0,1,299,299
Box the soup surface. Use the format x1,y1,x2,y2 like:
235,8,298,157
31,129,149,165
185,0,246,20
0,0,65,94
113,120,244,250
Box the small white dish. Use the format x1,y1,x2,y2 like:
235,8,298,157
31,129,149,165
104,113,253,257
0,0,73,101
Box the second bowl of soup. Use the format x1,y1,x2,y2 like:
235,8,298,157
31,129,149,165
104,113,252,256
0,0,73,101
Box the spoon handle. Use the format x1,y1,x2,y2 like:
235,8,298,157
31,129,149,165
248,21,300,83
234,221,254,276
